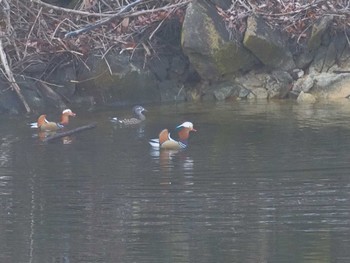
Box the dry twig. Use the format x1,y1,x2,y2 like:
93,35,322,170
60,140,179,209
0,39,31,113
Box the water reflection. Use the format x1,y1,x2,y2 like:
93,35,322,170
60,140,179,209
112,122,146,139
39,134,77,145
31,130,75,144
0,135,18,167
0,136,15,262
293,100,350,129
1,101,350,262
150,148,194,187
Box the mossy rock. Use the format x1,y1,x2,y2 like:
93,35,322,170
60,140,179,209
182,1,258,80
243,16,295,70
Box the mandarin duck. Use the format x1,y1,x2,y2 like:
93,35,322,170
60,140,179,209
110,105,147,125
30,109,76,131
149,122,196,150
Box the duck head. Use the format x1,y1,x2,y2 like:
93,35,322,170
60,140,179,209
62,109,76,117
176,122,196,131
176,122,196,142
61,109,76,125
132,105,147,120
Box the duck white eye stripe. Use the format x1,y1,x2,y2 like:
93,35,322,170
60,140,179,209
178,122,193,129
62,109,72,114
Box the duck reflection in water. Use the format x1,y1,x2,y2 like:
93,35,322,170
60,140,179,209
37,131,74,144
150,148,194,178
111,122,146,139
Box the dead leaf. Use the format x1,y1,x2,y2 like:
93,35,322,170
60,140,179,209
121,17,129,29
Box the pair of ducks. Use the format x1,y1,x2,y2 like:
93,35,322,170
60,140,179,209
30,106,145,130
31,106,196,150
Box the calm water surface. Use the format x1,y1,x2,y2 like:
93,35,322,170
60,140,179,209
1,101,350,262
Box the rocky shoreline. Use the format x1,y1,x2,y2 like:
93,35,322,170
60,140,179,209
178,0,350,104
0,0,350,114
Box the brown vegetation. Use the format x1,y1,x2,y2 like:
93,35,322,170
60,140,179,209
218,0,350,43
0,0,188,112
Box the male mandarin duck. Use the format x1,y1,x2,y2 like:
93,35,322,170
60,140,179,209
30,109,76,131
110,105,147,125
149,122,196,150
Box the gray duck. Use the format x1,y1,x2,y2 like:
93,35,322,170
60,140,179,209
110,105,147,125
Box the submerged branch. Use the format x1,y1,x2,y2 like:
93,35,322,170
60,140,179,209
43,123,97,142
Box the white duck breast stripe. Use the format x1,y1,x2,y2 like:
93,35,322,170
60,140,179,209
178,141,187,148
168,133,174,141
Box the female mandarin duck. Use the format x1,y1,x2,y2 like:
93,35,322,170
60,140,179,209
110,105,147,125
30,109,76,131
149,122,196,150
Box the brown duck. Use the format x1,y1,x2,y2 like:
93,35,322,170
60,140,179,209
149,122,196,150
30,109,76,131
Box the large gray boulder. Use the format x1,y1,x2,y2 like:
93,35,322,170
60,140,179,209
181,0,258,81
212,81,240,100
158,80,186,102
293,72,350,100
234,70,292,99
309,33,350,74
307,15,333,51
312,73,350,99
297,91,317,103
243,16,295,70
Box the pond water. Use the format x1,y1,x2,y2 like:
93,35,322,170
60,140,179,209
1,100,350,262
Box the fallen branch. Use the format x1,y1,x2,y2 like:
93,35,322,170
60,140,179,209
254,0,327,17
31,0,113,17
64,0,145,38
333,70,350,74
0,38,31,113
24,7,43,58
32,0,190,18
43,123,97,142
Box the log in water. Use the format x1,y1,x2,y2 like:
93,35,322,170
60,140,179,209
43,123,97,142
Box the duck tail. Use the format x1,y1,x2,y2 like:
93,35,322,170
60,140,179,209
30,122,38,128
110,117,121,124
149,138,160,149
